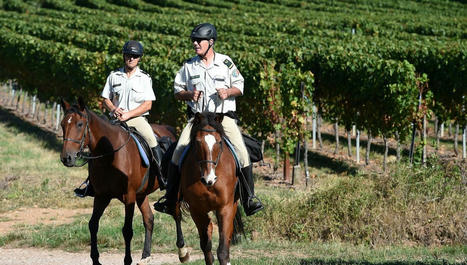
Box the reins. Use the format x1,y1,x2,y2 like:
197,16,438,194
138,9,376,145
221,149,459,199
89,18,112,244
63,109,131,167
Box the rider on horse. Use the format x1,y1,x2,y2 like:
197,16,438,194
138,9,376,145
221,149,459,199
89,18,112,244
74,40,163,197
154,23,264,216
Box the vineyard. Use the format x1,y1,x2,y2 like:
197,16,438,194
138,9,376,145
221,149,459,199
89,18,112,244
0,0,466,171
1,1,467,263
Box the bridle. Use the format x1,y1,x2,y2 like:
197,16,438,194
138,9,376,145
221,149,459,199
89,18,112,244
63,109,131,167
197,128,224,173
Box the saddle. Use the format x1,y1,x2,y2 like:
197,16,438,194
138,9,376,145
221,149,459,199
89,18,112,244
118,121,175,192
120,124,174,167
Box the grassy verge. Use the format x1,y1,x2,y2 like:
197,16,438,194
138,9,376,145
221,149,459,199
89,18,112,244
248,157,466,246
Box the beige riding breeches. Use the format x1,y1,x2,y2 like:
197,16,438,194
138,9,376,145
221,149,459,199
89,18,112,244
171,116,250,168
126,116,158,148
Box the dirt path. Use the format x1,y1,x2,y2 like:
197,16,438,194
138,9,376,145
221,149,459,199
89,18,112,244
0,207,203,265
0,247,188,265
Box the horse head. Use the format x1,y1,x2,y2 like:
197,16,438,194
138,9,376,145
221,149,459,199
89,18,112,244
60,97,89,167
191,112,225,187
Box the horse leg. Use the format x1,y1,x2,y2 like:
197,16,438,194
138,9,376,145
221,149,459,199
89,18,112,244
192,211,214,265
89,196,111,265
123,202,135,265
216,206,236,265
136,196,153,261
175,203,190,263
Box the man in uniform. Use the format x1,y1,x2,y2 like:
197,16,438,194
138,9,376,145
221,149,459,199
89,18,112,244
153,23,263,216
74,40,163,197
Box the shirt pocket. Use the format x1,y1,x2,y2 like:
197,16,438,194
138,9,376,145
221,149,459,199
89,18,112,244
130,86,146,103
111,83,123,102
189,79,202,91
213,75,228,89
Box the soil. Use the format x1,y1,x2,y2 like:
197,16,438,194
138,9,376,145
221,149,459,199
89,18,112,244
0,207,203,265
0,247,186,265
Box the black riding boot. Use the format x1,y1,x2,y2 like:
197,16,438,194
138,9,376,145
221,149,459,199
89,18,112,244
240,165,264,216
151,145,165,189
74,178,95,198
153,162,180,216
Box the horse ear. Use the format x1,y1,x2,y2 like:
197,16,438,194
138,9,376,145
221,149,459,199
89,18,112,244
60,98,70,112
77,97,86,111
194,112,203,124
215,113,224,124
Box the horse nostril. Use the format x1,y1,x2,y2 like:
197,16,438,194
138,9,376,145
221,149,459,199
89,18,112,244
200,178,207,185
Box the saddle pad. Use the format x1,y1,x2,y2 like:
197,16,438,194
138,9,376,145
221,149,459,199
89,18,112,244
130,134,150,167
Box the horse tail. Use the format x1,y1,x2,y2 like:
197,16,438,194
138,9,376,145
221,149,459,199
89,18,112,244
231,209,245,245
179,200,190,220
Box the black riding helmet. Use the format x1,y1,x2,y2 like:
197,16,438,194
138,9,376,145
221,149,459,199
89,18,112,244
190,23,217,42
122,40,144,56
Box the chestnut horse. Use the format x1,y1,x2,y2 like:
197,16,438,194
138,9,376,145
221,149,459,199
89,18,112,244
174,112,239,265
60,98,176,265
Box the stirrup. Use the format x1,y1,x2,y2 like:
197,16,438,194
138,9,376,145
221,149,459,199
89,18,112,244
244,196,264,216
153,196,175,215
74,179,90,198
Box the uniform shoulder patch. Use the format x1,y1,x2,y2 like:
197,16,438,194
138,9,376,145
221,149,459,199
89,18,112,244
223,59,233,69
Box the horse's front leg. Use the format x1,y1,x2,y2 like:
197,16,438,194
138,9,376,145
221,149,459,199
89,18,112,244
136,196,153,261
175,202,190,263
191,210,214,265
216,205,236,265
89,196,111,265
123,201,136,265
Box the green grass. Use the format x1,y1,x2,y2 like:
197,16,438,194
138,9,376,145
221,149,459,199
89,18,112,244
248,157,466,246
0,106,465,264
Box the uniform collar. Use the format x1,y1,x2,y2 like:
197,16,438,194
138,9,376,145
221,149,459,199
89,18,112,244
194,52,219,68
119,66,142,77
212,53,221,66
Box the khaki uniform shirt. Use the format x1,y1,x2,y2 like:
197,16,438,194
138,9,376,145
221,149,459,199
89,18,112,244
101,66,155,116
174,52,244,113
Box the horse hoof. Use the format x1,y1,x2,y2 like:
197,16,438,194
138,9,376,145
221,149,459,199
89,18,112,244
136,256,152,265
178,246,190,263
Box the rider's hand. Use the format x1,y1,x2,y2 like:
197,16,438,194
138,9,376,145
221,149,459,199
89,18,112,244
216,88,229,100
113,107,122,116
192,90,202,102
117,112,130,121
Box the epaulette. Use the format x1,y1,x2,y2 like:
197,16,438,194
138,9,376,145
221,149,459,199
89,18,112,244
223,59,233,69
140,70,151,77
112,68,124,76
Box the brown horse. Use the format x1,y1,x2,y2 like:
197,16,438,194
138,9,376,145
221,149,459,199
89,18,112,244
60,98,176,265
174,112,239,265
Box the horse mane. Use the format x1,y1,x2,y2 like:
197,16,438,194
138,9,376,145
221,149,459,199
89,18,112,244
190,112,225,141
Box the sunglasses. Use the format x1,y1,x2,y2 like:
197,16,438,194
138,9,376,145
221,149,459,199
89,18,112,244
191,38,207,43
124,54,141,59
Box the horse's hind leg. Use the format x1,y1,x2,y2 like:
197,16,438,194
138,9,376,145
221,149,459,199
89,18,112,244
192,211,214,265
216,205,236,265
89,196,111,265
123,202,136,265
137,196,154,260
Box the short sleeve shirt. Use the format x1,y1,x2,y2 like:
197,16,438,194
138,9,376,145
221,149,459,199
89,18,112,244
174,52,244,113
101,67,155,116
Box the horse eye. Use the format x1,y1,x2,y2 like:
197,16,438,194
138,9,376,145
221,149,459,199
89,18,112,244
77,121,83,128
